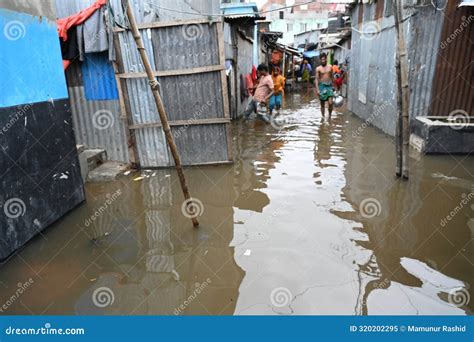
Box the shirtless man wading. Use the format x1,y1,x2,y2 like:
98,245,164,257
315,53,334,116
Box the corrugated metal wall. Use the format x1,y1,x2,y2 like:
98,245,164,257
55,0,222,163
66,62,130,162
348,1,445,136
224,22,255,119
56,0,129,162
430,3,474,116
333,38,350,65
117,21,231,167
407,3,445,119
348,4,398,135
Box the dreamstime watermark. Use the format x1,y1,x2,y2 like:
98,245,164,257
0,104,32,136
359,198,382,219
357,21,381,41
440,192,473,227
431,0,448,11
173,100,214,139
3,197,26,219
352,102,390,138
440,15,474,49
84,189,122,227
92,287,115,308
0,278,34,313
5,323,85,336
270,287,293,308
3,20,26,41
174,278,212,315
270,113,296,130
447,109,470,130
84,28,107,51
182,23,203,41
448,288,470,308
181,198,204,219
92,110,115,130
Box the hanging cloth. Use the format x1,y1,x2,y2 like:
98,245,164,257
57,0,107,69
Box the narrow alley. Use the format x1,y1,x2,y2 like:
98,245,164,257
1,93,472,316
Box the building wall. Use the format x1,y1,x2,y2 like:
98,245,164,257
270,17,328,45
294,29,322,47
224,22,255,119
333,38,351,64
236,34,254,117
430,2,474,117
348,1,444,136
0,1,85,260
55,0,222,163
261,0,329,45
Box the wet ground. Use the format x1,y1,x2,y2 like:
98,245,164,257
1,93,473,315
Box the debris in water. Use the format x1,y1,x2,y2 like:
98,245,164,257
133,176,145,181
244,249,252,256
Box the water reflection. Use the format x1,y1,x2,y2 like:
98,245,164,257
0,93,472,315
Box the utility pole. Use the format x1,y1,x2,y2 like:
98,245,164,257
124,0,200,226
393,0,410,179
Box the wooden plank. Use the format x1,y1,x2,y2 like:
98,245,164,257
129,118,231,130
113,31,140,168
118,65,225,79
216,21,234,162
114,18,221,32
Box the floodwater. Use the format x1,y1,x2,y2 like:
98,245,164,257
1,93,472,315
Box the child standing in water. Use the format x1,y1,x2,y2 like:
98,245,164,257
269,67,285,115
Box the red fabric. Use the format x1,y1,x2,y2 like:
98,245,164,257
63,60,72,70
58,0,106,70
251,66,257,84
57,0,106,41
245,74,254,96
271,50,283,65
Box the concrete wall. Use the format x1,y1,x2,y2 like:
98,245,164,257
270,17,328,45
0,1,85,260
348,2,444,137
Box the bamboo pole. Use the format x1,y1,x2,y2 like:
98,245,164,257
393,0,410,179
124,0,199,227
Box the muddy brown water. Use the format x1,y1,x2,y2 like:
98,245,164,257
1,93,472,315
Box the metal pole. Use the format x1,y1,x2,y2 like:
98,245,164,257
124,0,199,226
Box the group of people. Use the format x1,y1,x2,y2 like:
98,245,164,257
243,53,346,122
243,64,286,122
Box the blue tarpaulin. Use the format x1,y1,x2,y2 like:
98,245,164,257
303,50,320,59
81,52,118,101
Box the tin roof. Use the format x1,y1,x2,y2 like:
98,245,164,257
220,2,260,18
458,0,474,6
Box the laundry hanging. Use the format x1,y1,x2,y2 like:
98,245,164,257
57,0,107,69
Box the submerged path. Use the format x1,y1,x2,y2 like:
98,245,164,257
0,93,472,315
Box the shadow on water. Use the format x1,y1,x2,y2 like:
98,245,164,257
0,92,472,315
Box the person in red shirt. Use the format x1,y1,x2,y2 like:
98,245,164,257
332,60,343,92
242,64,274,123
